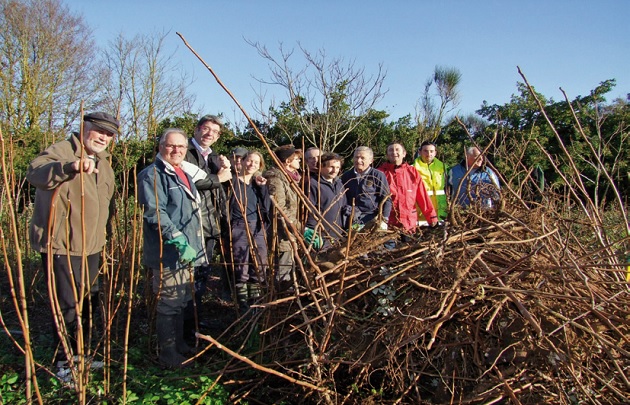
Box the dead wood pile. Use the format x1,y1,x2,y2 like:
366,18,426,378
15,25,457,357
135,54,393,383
203,201,630,404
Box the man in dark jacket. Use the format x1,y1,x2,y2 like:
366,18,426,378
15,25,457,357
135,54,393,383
306,152,348,249
341,146,392,229
181,115,232,326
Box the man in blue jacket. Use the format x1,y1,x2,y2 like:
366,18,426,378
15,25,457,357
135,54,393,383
341,146,392,229
449,146,501,208
138,128,206,368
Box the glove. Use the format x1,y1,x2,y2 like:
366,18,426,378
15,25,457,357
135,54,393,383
166,235,197,264
379,221,388,231
303,228,322,250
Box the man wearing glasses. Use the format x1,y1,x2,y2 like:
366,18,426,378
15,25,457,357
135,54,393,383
138,128,207,368
181,115,232,334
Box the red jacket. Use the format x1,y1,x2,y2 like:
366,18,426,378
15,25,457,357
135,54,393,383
378,162,437,232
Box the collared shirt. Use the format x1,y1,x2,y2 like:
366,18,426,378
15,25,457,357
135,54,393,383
191,138,212,161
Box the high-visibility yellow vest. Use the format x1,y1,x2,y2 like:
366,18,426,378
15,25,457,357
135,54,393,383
413,157,448,221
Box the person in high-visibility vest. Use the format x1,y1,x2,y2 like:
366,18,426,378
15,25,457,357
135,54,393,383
413,141,448,225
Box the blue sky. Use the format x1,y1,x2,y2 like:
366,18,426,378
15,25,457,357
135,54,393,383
66,0,629,125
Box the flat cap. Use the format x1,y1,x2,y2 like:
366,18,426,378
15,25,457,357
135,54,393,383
231,147,249,158
83,112,120,136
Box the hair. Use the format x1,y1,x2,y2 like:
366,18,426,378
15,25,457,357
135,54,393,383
320,152,344,167
353,146,373,158
466,146,481,156
242,150,265,172
420,140,437,150
159,128,187,145
196,114,224,129
387,141,406,153
305,146,320,157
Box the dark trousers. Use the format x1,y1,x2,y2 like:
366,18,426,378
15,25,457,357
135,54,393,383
42,252,100,361
231,219,268,285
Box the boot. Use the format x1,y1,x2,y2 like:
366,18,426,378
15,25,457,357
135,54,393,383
175,313,193,355
156,313,190,369
248,283,263,303
235,283,249,313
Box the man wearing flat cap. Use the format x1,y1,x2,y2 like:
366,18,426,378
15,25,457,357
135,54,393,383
27,111,119,374
229,147,249,176
263,145,302,290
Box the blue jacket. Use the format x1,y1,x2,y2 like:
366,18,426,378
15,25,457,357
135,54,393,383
449,162,501,207
341,167,392,225
137,157,206,270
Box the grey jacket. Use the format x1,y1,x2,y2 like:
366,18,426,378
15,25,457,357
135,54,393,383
137,156,206,270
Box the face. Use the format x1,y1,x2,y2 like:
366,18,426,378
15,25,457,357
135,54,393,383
159,132,188,167
321,159,341,181
420,144,437,164
242,153,261,176
305,149,320,172
287,154,301,172
466,148,484,168
353,150,373,173
193,121,221,148
386,144,406,166
231,155,244,173
82,123,114,155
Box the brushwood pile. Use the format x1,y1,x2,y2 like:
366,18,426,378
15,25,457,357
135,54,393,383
206,197,629,404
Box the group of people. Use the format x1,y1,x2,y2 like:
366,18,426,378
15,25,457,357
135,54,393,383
27,111,502,371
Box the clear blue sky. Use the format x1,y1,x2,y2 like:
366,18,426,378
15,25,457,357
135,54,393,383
66,0,629,125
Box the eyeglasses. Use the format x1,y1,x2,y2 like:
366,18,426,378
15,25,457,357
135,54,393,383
163,144,187,150
200,126,221,135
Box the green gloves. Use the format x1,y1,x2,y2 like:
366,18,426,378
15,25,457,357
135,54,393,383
165,235,197,264
303,228,322,250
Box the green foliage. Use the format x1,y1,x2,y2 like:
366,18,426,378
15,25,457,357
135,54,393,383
122,373,229,404
477,79,630,203
0,373,26,405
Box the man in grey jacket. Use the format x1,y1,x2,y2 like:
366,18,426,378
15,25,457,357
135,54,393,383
138,128,206,368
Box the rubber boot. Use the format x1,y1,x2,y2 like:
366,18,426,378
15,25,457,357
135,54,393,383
235,283,249,313
248,283,263,303
175,314,193,355
156,313,190,369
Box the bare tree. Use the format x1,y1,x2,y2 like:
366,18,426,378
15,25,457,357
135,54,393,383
248,41,387,153
101,31,196,139
0,0,101,146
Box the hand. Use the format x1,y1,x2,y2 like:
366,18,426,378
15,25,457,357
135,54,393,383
217,167,232,182
177,243,197,264
218,155,231,170
254,175,267,186
71,157,98,174
429,217,439,227
165,235,197,264
303,227,322,249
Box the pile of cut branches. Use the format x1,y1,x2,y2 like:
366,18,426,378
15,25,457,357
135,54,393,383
198,199,629,404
